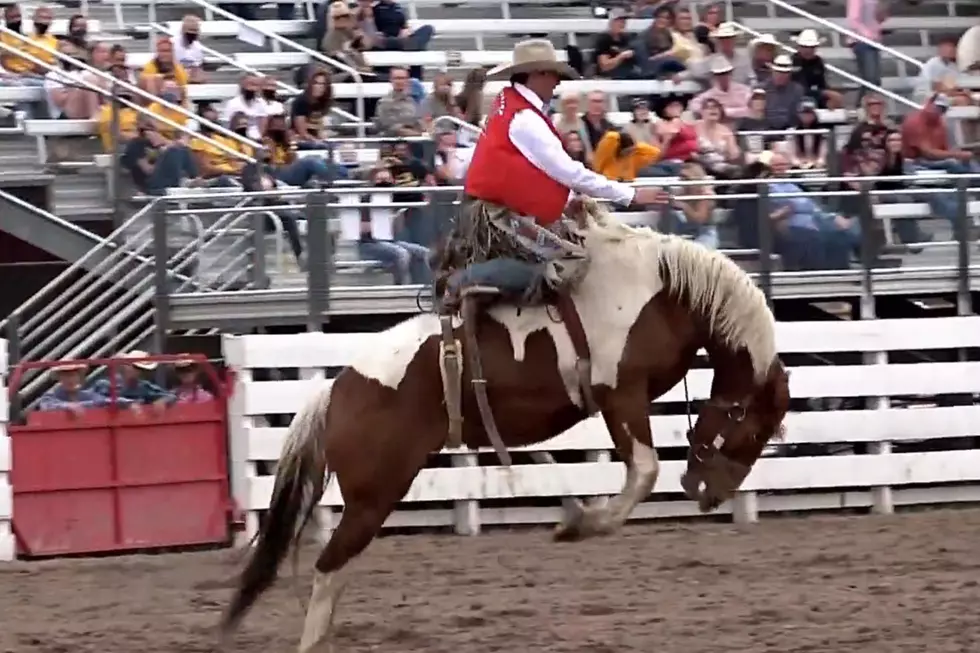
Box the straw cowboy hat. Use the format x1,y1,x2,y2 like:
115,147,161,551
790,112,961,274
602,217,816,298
792,29,823,48
486,39,581,81
708,55,734,75
750,33,779,48
328,1,351,19
711,22,738,39
52,361,87,373
120,350,158,371
770,54,794,73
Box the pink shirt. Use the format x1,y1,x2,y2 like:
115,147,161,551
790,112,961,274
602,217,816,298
175,386,215,404
689,83,754,121
847,0,882,41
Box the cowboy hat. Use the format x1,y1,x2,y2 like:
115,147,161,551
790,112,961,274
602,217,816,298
792,29,822,48
770,54,794,72
486,39,580,81
120,350,158,371
708,55,734,75
329,1,351,19
750,33,779,47
52,361,87,373
711,22,738,39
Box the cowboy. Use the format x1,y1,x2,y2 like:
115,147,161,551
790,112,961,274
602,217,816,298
439,38,665,308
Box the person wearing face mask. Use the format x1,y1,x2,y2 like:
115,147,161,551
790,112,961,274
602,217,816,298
260,77,284,115
261,111,349,186
43,42,82,120
190,109,253,182
1,5,57,78
174,15,205,83
123,117,199,195
221,73,268,141
67,14,87,50
146,80,190,142
140,36,189,97
98,82,140,152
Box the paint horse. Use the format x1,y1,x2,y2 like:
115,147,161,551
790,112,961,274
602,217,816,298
220,211,792,653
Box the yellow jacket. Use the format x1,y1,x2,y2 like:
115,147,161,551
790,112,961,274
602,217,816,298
592,131,661,182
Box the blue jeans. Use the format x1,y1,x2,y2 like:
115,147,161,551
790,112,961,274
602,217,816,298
671,209,719,249
641,56,686,79
357,239,430,284
274,157,349,186
446,258,542,297
910,158,980,176
640,161,683,177
145,144,197,195
878,194,927,243
852,43,881,101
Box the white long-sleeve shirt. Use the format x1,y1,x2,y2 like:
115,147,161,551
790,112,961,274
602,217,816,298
506,83,635,206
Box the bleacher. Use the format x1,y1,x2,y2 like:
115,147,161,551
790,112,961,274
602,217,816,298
0,0,979,373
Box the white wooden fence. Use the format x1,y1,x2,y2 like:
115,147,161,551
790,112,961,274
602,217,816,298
223,318,980,542
0,339,12,562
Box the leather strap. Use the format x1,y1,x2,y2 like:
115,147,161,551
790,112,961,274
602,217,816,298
554,293,600,414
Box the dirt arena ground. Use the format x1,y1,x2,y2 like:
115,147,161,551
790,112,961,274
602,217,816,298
2,509,980,653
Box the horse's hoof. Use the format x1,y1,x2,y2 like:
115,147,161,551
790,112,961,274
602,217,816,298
553,504,586,542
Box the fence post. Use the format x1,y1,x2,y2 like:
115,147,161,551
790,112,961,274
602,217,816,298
250,208,268,290
109,83,123,228
755,183,773,304
857,181,876,302
306,190,330,332
3,313,21,423
152,199,171,356
954,178,972,315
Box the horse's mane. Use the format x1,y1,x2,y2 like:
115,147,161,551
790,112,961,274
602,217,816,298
578,199,778,381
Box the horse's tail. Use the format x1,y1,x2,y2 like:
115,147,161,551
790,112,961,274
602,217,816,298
220,382,334,637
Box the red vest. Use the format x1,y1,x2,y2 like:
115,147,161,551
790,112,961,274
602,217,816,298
464,86,569,225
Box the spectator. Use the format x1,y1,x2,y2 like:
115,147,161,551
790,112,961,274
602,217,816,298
847,0,885,102
666,161,718,248
66,14,88,52
371,0,435,80
98,83,139,152
221,73,268,141
692,2,723,54
139,36,189,97
693,97,740,177
1,5,57,77
624,97,659,145
123,116,199,195
43,42,81,121
636,5,686,79
353,0,380,49
650,97,698,175
914,35,961,102
357,165,430,284
38,362,114,413
375,66,424,137
901,94,977,174
146,80,191,141
869,129,931,246
239,147,306,269
582,90,614,151
76,42,111,118
670,7,703,67
593,129,661,182
455,67,486,146
748,33,778,87
261,77,285,116
735,88,771,158
791,30,843,110
562,131,589,166
291,70,334,146
174,15,205,83
92,352,176,409
422,71,459,130
593,9,638,79
846,92,890,157
191,107,252,183
263,111,348,185
762,54,804,130
707,23,752,86
766,151,860,270
689,55,752,120
784,98,827,170
172,359,215,404
433,127,472,183
322,1,374,79
386,140,435,267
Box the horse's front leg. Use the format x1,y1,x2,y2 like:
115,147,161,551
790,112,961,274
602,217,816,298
555,389,659,541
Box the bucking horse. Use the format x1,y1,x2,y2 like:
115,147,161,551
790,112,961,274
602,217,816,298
219,200,792,652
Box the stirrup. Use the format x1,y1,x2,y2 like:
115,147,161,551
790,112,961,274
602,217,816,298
439,315,464,449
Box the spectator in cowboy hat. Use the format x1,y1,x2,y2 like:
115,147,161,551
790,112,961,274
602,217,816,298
37,361,116,414
689,54,753,120
698,22,752,87
791,29,844,109
762,54,805,130
748,32,779,86
91,350,176,409
172,358,215,404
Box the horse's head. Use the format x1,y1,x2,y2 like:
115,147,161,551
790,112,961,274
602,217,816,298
681,358,791,512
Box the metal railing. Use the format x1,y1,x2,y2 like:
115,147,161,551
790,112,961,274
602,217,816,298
729,20,921,110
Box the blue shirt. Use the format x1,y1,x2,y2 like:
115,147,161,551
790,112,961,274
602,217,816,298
91,373,177,405
38,386,117,411
373,0,407,38
769,181,819,230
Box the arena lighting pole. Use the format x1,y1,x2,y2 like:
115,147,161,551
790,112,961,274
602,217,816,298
755,183,774,305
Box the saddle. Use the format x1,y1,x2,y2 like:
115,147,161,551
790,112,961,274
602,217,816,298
431,198,600,466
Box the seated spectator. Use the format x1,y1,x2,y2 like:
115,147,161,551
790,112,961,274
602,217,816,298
386,140,435,269
693,98,740,177
146,80,191,141
1,4,57,116
66,14,88,52
139,36,189,97
76,42,111,118
173,359,215,404
914,35,961,102
689,55,752,120
191,108,252,183
901,94,978,174
646,98,698,175
562,131,590,166
261,77,285,116
371,0,435,79
593,129,662,182
291,69,334,146
374,66,424,137
322,1,374,80
98,85,139,152
422,71,459,130
38,362,114,413
593,9,638,79
356,165,430,284
239,146,306,269
636,5,686,79
867,130,930,246
670,7,704,67
221,74,268,141
791,30,844,110
763,55,804,130
784,98,827,170
695,22,752,87
735,88,776,160
582,90,615,151
43,42,82,120
624,97,659,145
766,151,860,270
455,68,486,146
92,352,175,410
433,127,472,184
123,116,198,195
748,33,778,86
846,93,891,156
353,0,379,48
174,15,205,83
692,2,723,54
263,111,348,184
666,161,718,248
